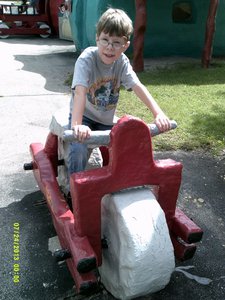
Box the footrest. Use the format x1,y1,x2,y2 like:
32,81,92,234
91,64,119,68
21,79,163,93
171,208,203,243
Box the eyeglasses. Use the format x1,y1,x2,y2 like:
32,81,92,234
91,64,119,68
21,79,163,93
98,38,126,50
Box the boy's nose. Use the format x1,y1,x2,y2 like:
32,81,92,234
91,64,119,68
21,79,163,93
106,42,113,49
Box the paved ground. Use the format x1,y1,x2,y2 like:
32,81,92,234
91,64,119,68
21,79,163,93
0,37,224,300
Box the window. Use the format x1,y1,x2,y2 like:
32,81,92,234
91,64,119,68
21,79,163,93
172,2,193,23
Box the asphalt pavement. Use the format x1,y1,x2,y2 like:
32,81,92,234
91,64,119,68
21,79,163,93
0,37,224,300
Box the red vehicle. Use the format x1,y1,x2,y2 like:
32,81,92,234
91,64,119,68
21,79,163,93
24,113,203,297
0,0,53,38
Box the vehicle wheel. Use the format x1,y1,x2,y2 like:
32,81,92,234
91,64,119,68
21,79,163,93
39,23,51,38
100,187,175,299
0,22,9,39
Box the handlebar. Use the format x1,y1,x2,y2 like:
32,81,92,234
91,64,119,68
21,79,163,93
62,120,177,146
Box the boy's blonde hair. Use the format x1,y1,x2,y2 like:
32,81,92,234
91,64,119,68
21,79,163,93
96,8,133,40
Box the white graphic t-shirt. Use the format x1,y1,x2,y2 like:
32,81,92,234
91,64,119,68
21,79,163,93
71,47,140,125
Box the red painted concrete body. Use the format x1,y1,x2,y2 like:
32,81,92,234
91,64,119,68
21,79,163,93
28,116,203,293
49,0,63,35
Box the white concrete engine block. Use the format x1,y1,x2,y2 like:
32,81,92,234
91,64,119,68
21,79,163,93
100,187,175,299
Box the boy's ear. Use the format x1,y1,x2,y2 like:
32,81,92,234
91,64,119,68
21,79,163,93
123,40,130,51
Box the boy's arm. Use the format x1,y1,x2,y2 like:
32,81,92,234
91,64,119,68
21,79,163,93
71,85,91,142
132,82,170,131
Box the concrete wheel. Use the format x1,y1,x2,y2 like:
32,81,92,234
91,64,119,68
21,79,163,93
39,23,51,38
0,22,9,39
100,187,175,299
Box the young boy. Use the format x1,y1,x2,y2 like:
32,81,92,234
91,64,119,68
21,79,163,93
68,8,170,175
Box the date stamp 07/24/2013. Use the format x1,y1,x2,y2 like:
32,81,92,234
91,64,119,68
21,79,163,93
13,222,20,284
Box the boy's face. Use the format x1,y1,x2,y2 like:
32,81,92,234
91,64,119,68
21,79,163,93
96,32,130,65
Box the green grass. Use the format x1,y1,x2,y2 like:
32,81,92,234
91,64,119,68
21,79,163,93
116,61,225,155
66,60,225,155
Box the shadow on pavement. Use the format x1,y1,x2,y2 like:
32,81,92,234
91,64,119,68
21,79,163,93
14,52,76,94
0,188,74,300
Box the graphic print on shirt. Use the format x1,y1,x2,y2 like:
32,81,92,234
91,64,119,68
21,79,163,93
87,77,119,112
